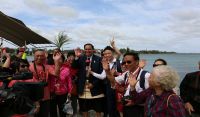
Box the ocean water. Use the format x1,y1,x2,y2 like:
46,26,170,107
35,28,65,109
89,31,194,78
28,53,200,82
139,53,200,82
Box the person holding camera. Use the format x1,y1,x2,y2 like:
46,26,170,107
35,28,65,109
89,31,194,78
103,52,150,117
0,50,39,117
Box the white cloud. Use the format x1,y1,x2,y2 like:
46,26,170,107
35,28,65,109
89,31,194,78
167,8,200,40
23,0,78,19
0,0,200,53
0,0,26,15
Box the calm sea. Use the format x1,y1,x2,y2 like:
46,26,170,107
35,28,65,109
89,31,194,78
140,53,200,82
28,53,200,82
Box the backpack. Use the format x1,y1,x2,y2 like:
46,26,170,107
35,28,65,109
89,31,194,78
139,70,148,90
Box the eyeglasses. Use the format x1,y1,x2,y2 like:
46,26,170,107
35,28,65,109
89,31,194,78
20,65,29,68
153,64,163,67
122,61,132,65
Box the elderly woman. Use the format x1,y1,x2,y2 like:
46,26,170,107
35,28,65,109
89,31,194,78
128,65,186,117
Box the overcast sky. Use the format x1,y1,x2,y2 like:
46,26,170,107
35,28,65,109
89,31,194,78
0,0,200,53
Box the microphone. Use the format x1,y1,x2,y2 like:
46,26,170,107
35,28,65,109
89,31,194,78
86,57,90,66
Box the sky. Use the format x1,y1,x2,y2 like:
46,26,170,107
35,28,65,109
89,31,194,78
0,0,200,53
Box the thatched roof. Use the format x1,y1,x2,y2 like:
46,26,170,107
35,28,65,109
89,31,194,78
0,11,52,46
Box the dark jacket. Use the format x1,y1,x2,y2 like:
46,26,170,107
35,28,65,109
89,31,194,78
72,54,104,96
180,71,200,113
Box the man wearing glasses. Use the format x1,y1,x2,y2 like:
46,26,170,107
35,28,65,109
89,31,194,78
103,52,150,117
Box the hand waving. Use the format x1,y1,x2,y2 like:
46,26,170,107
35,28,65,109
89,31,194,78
102,58,109,71
53,52,62,62
110,36,115,48
128,74,137,89
139,59,147,68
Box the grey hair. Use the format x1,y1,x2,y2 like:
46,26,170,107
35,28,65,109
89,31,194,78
152,65,179,91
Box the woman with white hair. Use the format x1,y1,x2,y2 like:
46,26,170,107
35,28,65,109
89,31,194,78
128,65,186,117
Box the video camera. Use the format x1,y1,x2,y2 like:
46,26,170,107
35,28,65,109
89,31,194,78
0,67,46,117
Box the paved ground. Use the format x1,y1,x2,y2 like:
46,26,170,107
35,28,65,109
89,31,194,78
66,110,97,117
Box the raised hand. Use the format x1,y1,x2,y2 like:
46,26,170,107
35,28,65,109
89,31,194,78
139,59,147,68
102,58,109,71
128,74,137,89
110,36,115,48
53,52,62,61
2,52,10,59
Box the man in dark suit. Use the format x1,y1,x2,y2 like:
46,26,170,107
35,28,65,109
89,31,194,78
180,61,200,117
72,43,104,117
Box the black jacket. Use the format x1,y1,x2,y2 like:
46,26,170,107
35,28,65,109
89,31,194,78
72,54,104,96
180,71,200,113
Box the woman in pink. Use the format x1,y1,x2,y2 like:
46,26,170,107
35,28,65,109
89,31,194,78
48,52,73,117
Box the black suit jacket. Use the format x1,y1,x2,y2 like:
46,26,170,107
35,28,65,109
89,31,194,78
72,54,104,96
180,71,200,112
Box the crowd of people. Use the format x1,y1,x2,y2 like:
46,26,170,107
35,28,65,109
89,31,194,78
0,40,199,117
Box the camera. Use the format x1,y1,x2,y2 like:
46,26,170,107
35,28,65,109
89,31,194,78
0,67,45,117
121,95,133,105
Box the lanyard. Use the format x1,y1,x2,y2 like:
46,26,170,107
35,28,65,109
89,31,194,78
33,61,45,81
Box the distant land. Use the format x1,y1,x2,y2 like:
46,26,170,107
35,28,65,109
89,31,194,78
118,48,176,54
4,47,200,55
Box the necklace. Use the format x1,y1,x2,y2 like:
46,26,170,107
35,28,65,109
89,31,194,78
33,61,45,81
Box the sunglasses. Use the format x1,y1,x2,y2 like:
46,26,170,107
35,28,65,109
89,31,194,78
20,65,29,68
153,64,163,67
122,61,132,65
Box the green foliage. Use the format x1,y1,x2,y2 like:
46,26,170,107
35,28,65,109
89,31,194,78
119,48,136,53
54,31,70,50
119,48,175,54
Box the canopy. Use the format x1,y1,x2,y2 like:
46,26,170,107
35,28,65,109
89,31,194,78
0,11,52,46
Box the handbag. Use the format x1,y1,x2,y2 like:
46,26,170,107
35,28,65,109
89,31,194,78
63,96,73,115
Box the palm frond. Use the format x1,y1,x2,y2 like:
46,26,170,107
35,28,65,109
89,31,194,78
54,31,71,49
